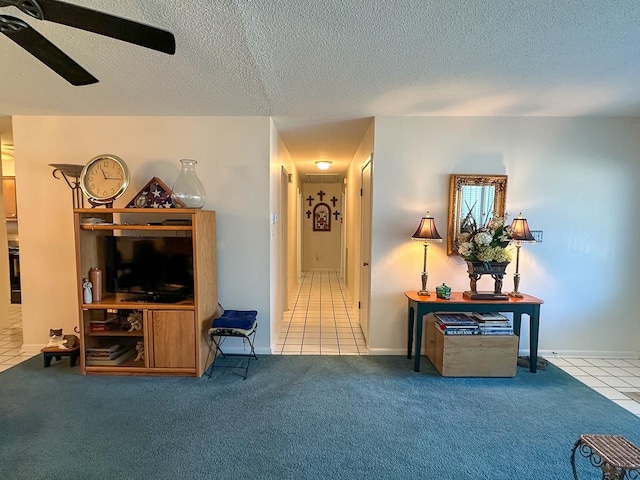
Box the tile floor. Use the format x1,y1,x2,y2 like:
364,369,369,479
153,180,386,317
0,304,39,373
547,356,640,418
3,298,640,419
275,270,367,355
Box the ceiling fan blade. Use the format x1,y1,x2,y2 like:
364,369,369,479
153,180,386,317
1,15,98,85
36,0,176,55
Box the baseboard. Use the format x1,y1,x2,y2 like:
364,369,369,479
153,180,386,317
219,346,271,356
538,349,640,359
27,343,632,359
345,348,640,359
368,348,406,355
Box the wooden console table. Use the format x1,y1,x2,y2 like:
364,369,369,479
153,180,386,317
405,291,543,373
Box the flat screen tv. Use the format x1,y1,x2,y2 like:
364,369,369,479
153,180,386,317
104,236,194,303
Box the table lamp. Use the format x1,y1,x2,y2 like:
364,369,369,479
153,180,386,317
508,213,536,297
411,212,442,296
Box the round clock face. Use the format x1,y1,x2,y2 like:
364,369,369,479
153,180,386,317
80,155,130,203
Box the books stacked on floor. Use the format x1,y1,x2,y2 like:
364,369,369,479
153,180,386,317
85,344,136,366
471,312,514,335
434,312,479,335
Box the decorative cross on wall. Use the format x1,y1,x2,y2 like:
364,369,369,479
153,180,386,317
306,210,312,219
333,211,340,220
330,196,338,207
317,190,325,201
306,195,314,206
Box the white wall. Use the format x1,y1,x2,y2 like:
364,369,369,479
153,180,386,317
301,183,342,270
10,115,640,359
370,117,640,357
269,120,300,351
12,116,272,353
345,120,374,309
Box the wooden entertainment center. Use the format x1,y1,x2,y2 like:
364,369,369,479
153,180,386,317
74,208,217,377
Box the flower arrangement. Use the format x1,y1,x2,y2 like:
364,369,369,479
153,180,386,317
457,215,512,263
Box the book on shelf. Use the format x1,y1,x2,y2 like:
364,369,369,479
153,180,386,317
433,313,480,335
87,351,124,360
434,312,477,326
86,344,133,360
471,312,508,322
86,344,120,352
89,314,118,324
436,327,479,335
89,315,119,332
479,326,514,335
86,348,136,366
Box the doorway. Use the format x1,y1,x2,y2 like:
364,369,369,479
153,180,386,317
275,175,366,354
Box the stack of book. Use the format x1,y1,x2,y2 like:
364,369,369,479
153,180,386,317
88,315,118,332
85,344,135,366
434,312,479,335
471,312,514,335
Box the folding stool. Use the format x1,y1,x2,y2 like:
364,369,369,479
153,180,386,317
206,308,258,380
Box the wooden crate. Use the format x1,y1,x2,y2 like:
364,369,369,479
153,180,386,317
424,314,518,377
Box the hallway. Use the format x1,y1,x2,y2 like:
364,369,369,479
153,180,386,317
275,271,367,355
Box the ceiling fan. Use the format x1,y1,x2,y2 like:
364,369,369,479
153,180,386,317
0,0,175,86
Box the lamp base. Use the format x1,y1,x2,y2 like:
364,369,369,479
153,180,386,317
417,290,431,296
463,291,508,300
508,291,523,298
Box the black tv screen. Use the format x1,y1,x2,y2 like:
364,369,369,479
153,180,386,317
104,236,194,301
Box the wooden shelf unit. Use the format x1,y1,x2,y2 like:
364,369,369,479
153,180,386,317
74,208,218,377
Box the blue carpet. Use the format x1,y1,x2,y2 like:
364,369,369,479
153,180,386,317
1,355,639,479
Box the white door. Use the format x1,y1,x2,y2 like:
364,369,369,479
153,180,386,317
359,155,373,344
297,190,302,283
280,167,289,311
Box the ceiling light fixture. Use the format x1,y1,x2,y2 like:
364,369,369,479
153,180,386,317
315,161,332,170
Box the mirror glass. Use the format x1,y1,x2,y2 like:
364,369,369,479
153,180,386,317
447,174,508,256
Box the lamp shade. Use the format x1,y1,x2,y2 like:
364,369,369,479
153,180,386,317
411,213,443,241
509,214,535,242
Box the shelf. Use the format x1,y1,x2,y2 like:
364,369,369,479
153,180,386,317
81,294,195,310
86,330,144,337
83,302,195,311
79,224,192,231
75,208,201,214
85,359,145,369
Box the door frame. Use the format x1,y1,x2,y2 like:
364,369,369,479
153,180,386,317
359,154,373,344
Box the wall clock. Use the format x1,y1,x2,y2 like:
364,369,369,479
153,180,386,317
79,154,130,207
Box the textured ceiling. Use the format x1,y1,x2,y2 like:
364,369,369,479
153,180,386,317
1,0,639,176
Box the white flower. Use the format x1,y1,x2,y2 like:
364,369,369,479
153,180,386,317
490,217,505,229
458,242,472,257
456,214,512,262
475,232,493,246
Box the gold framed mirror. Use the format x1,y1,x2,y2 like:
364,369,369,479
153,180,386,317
447,174,508,256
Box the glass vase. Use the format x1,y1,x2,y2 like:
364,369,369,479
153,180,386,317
171,159,206,208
